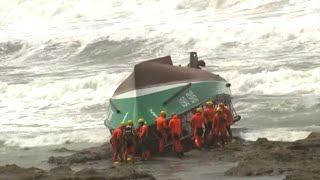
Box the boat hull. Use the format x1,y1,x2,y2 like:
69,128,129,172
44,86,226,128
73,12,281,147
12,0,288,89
105,80,231,130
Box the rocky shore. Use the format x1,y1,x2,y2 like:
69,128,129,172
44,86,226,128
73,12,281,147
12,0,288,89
1,132,319,180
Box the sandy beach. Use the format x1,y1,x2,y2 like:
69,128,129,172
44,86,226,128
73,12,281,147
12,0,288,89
1,132,319,180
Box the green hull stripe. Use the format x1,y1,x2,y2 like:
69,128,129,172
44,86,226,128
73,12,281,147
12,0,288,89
105,81,230,129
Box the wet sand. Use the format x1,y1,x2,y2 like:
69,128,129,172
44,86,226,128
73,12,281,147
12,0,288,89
1,132,319,180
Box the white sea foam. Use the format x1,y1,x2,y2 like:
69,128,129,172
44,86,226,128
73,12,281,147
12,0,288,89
1,0,319,46
221,67,320,96
0,71,128,147
0,71,129,105
1,128,109,148
0,0,319,148
240,128,311,142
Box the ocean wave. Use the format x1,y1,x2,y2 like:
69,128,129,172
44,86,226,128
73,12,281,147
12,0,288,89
1,0,319,149
222,67,320,96
0,71,129,104
1,0,319,44
0,71,129,135
75,38,147,65
1,128,109,148
0,41,24,55
239,128,311,141
0,41,29,64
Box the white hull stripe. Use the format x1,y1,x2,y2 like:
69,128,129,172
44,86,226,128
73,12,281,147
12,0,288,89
112,80,223,99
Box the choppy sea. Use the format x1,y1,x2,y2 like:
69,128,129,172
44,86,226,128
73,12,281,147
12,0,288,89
0,0,319,172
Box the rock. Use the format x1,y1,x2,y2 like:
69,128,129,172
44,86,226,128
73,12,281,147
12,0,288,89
225,131,320,180
4,132,320,180
48,166,74,175
255,138,269,144
48,143,113,164
225,160,273,176
0,164,45,180
306,132,320,139
284,171,320,180
52,147,75,153
0,164,43,175
0,164,155,180
270,152,294,162
75,167,98,176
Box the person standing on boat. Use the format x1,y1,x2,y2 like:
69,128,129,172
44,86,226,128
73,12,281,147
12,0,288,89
203,101,216,145
156,111,168,154
123,120,138,163
110,122,127,162
213,107,227,149
219,103,233,142
169,114,183,157
138,118,151,160
190,108,206,149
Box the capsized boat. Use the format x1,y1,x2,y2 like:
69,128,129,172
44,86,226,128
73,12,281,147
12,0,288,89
104,52,240,134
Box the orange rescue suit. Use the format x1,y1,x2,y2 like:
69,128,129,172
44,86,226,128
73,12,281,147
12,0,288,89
169,115,183,153
111,127,123,161
213,113,227,136
203,107,216,123
139,125,149,138
223,107,233,126
156,116,167,153
124,126,138,163
139,124,150,160
190,112,205,149
169,115,182,136
191,112,205,129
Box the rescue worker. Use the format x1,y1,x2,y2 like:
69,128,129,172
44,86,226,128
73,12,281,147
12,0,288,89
190,108,205,149
110,122,127,162
155,111,168,154
123,120,138,163
203,101,216,145
219,103,233,142
138,118,151,160
168,114,183,157
213,107,227,149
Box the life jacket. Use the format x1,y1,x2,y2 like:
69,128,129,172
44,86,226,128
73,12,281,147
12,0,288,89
124,125,134,139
